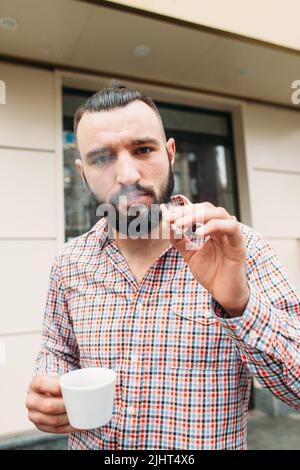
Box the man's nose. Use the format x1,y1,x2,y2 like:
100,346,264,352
115,152,141,186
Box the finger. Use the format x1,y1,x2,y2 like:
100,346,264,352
202,219,241,243
161,202,215,222
28,410,70,427
30,375,62,397
160,202,192,227
26,391,66,415
159,203,171,218
35,424,79,435
167,205,231,229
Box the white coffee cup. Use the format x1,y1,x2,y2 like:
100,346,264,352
59,367,117,430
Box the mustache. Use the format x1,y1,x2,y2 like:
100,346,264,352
110,184,155,205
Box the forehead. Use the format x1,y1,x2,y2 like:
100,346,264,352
76,100,164,153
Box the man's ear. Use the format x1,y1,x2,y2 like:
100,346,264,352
166,138,176,166
75,158,84,182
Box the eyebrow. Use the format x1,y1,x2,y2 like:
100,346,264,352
85,137,160,161
131,138,160,146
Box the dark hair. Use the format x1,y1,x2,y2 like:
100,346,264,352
73,79,166,140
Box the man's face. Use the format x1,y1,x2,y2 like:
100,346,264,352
75,100,176,236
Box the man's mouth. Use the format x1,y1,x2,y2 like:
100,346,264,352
117,192,151,208
126,191,148,201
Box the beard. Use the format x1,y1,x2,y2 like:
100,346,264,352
82,151,175,237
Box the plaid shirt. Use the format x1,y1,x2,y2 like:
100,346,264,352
34,194,300,450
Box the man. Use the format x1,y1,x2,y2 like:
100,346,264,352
26,82,300,450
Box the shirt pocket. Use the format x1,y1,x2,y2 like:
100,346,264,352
167,297,235,371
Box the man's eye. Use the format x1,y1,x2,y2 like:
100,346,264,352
136,147,153,154
94,155,113,164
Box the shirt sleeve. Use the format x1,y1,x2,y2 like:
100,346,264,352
211,233,300,412
33,256,80,377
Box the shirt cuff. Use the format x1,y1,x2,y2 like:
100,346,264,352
33,350,77,377
210,287,278,355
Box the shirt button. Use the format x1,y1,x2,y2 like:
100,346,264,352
249,330,258,341
131,355,139,362
203,311,212,319
136,302,143,311
127,406,136,416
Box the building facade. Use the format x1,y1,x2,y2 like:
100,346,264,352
0,0,300,440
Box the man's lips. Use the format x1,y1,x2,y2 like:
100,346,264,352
117,192,151,208
126,192,148,201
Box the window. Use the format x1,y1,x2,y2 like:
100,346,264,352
157,102,239,216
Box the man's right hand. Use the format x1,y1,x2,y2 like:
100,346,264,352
26,375,78,434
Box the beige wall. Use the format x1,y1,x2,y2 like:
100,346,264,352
0,62,300,438
110,0,300,51
243,103,300,292
0,62,63,437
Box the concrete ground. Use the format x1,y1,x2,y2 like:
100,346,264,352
1,409,300,450
247,410,300,450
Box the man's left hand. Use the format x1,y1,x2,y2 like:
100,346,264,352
160,202,250,318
